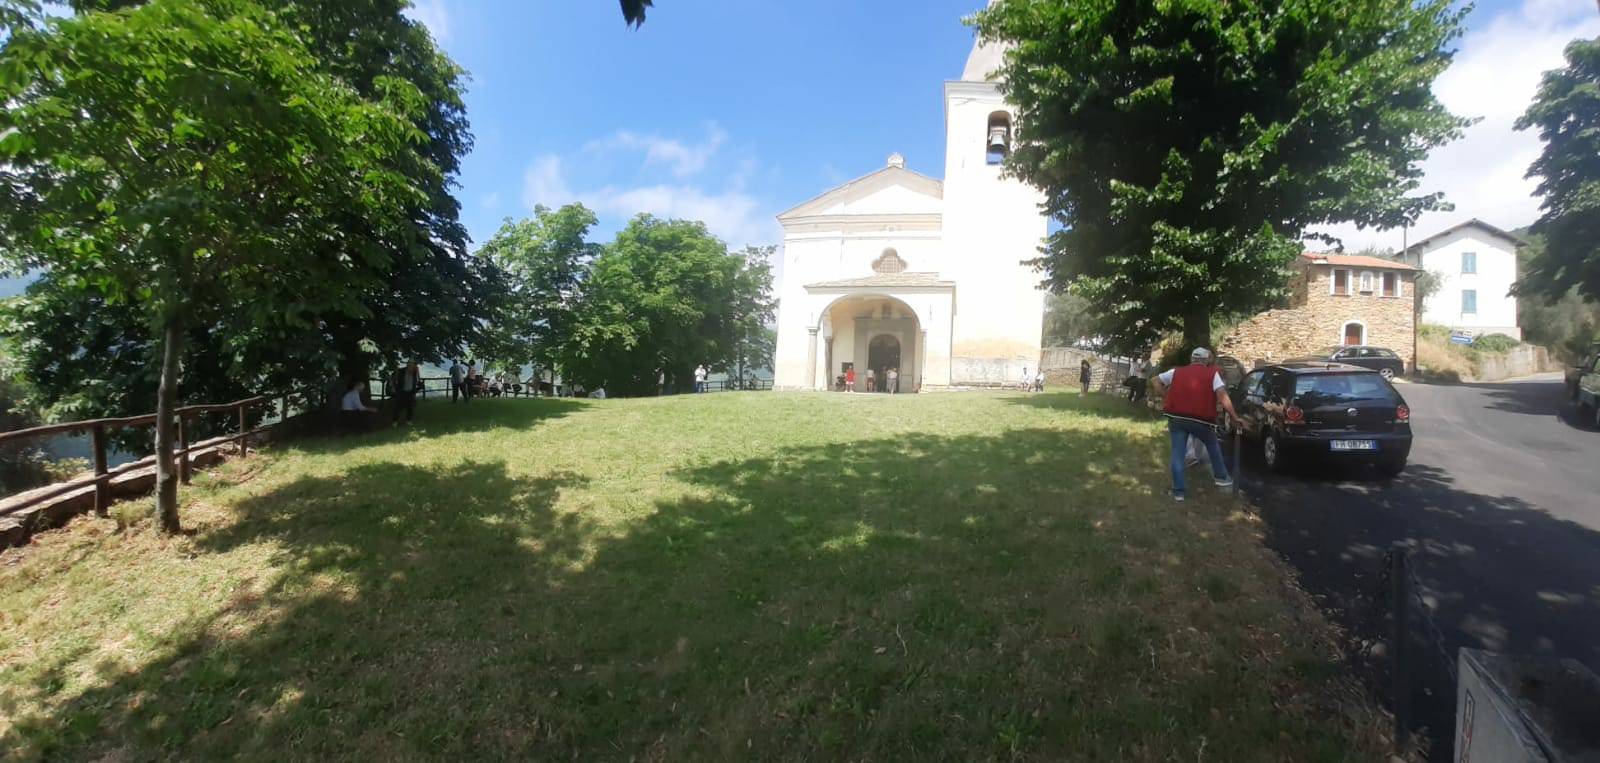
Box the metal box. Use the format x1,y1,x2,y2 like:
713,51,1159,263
1455,649,1600,762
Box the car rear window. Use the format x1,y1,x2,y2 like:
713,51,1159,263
1293,373,1397,406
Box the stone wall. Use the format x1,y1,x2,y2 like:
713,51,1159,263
1039,347,1133,392
1221,265,1415,368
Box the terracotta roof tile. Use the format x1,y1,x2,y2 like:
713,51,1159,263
1299,253,1418,271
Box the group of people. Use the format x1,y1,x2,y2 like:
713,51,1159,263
837,366,902,393
447,360,529,402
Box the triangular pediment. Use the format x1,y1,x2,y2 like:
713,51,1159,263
777,166,944,221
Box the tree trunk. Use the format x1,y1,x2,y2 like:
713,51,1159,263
1183,303,1212,350
154,315,185,534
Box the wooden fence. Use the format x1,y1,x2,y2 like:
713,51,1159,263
0,395,288,519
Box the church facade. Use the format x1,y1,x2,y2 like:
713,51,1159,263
770,32,1048,392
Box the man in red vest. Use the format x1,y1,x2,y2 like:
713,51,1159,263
1151,347,1242,502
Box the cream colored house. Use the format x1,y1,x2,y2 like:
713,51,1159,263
770,25,1046,392
1398,219,1522,340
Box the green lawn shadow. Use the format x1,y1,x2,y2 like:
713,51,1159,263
3,420,1368,760
284,397,590,455
998,391,1158,422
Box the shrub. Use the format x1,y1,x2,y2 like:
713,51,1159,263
1472,334,1520,353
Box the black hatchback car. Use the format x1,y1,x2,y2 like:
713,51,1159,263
1224,362,1412,477
1288,346,1406,380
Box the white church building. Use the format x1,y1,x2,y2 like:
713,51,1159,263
770,31,1047,392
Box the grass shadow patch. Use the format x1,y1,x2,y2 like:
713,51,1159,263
2,395,1383,760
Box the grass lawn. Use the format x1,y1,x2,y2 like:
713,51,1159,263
0,391,1384,760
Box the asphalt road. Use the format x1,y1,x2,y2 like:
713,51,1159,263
1238,373,1600,758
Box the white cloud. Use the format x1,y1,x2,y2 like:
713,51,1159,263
1308,0,1599,250
518,152,780,249
404,0,451,43
587,124,729,178
521,156,572,210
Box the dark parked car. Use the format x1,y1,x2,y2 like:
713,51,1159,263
1224,362,1413,477
1566,342,1600,400
1288,346,1406,380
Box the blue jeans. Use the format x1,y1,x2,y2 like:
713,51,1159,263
1168,418,1229,497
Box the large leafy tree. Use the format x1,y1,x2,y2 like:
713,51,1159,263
1515,37,1600,304
40,0,489,387
477,204,601,377
560,217,774,397
0,0,430,531
974,0,1469,352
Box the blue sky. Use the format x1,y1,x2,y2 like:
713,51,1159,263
420,0,991,251
0,0,1589,302
408,0,1596,259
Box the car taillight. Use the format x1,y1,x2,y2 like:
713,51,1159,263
1285,405,1305,424
1396,404,1410,423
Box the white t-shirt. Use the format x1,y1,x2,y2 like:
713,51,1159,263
341,389,367,411
694,367,707,382
1157,366,1226,392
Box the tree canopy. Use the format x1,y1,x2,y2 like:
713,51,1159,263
0,0,434,530
477,204,601,375
1515,37,1600,304
973,0,1469,352
556,216,774,397
4,0,486,435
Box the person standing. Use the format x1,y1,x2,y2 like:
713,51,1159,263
1151,347,1241,502
694,364,708,393
845,365,856,392
865,368,877,393
1034,369,1045,393
391,362,421,425
1079,359,1093,395
887,367,899,394
448,359,466,404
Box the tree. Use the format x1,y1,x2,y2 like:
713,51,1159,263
560,216,774,396
478,204,601,379
1515,232,1600,362
1515,37,1600,304
0,0,430,531
49,0,490,389
1042,292,1098,348
973,0,1469,352
724,246,778,387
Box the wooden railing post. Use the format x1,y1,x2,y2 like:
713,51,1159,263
91,424,109,517
177,415,191,485
238,403,248,457
280,394,289,423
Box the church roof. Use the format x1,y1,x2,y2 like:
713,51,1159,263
777,161,943,222
805,272,955,290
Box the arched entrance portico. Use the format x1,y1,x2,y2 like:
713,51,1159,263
816,294,923,392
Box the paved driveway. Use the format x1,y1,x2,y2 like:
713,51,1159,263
1239,374,1600,757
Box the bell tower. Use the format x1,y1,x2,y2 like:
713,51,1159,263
939,30,1048,385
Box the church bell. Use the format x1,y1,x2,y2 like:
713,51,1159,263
987,125,1010,156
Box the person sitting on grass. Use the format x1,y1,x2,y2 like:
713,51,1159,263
340,380,378,433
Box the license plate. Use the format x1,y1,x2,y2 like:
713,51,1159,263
1331,440,1377,451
